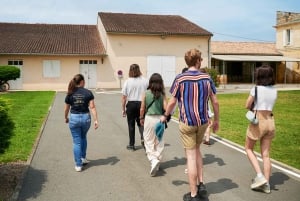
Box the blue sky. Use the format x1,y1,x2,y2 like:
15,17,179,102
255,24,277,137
1,0,299,42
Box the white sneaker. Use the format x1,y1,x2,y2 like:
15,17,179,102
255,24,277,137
75,166,82,172
81,158,89,165
251,176,267,189
150,159,160,177
255,183,271,194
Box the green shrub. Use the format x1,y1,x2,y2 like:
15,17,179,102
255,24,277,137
0,98,15,154
0,66,20,82
202,67,219,87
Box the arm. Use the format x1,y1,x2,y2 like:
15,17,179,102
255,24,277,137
89,99,99,129
163,95,168,111
160,96,177,122
121,95,127,117
64,104,70,123
209,93,219,133
139,93,146,126
245,95,254,110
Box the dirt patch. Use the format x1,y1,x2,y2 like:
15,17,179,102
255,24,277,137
0,162,27,201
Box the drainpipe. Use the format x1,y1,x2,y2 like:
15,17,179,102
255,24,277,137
222,60,226,89
252,63,255,84
208,37,211,69
284,61,287,84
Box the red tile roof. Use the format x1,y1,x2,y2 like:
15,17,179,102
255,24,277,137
211,41,282,56
99,12,212,36
0,23,106,55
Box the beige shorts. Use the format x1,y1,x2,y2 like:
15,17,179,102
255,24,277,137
246,113,275,140
179,122,208,149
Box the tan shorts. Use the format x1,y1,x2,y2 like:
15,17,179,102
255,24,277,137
179,122,208,149
246,113,275,140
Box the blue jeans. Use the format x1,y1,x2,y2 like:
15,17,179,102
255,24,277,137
69,113,91,167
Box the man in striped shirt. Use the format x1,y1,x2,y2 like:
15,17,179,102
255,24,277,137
161,48,219,201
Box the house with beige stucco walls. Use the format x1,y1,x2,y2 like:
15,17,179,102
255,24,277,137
97,12,212,88
274,11,300,83
0,12,212,90
1,11,299,90
0,23,106,90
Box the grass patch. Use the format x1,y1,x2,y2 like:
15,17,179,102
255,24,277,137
0,91,55,163
173,90,300,170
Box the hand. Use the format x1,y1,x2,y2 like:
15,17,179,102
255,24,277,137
65,118,69,123
122,110,126,117
139,119,144,126
160,115,167,123
94,121,99,129
212,120,219,133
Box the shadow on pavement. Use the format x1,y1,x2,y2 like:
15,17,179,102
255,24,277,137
83,156,120,170
203,153,226,166
206,178,239,195
17,167,47,201
270,171,290,191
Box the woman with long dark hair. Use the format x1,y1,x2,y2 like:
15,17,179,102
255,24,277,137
140,73,167,176
245,65,277,193
64,74,99,172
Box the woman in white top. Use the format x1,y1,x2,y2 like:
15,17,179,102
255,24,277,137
245,65,277,194
121,64,148,151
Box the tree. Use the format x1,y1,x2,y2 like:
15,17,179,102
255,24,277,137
0,98,14,153
0,66,20,82
201,67,219,87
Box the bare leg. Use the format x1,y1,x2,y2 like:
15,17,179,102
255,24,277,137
245,136,263,175
260,137,272,182
186,147,199,197
204,119,212,144
195,146,204,183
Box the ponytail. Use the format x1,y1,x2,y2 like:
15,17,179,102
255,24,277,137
67,74,84,95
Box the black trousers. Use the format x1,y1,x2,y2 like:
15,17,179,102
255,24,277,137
126,101,144,146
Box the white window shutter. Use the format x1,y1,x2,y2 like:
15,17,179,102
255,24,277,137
290,29,293,45
283,30,286,45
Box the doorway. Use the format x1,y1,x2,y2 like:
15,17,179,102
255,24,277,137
79,60,97,89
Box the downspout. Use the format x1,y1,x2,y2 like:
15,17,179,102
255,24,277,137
284,61,287,84
222,60,226,89
252,63,255,84
208,37,211,69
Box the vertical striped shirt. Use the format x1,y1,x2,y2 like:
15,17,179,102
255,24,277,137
170,70,216,126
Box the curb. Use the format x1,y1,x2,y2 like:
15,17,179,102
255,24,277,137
170,118,300,179
210,133,300,179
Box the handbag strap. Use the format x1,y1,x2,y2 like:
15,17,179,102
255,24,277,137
146,99,155,111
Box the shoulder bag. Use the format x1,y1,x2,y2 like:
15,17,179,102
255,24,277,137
246,86,258,124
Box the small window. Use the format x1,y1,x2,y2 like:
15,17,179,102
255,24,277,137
43,60,60,78
285,29,291,45
8,60,23,66
79,60,97,64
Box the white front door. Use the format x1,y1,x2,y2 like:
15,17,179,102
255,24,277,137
80,64,97,89
147,56,176,87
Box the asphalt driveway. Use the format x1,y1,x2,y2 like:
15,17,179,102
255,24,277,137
15,91,300,201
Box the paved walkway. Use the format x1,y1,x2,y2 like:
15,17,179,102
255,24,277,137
14,91,300,201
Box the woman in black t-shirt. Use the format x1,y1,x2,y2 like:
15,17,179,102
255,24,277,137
64,74,99,172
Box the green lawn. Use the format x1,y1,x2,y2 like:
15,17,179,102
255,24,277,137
0,90,299,170
216,90,300,169
0,91,55,162
172,90,300,169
